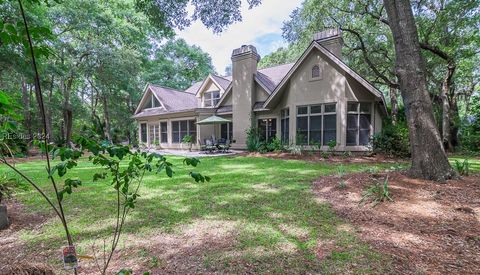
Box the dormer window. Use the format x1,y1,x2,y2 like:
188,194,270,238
204,90,220,107
311,64,322,80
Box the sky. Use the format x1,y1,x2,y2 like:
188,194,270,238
175,0,303,75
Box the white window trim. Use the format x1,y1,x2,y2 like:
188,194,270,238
295,103,337,147
203,90,221,107
159,120,168,144
346,102,374,147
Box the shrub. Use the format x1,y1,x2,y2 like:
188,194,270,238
266,137,284,152
372,121,410,158
289,145,303,155
246,127,262,152
360,176,393,206
0,173,20,204
454,159,470,176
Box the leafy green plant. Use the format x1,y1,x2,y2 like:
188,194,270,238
0,173,19,204
246,127,262,152
360,176,393,207
289,145,303,155
454,159,470,176
372,120,410,158
267,137,284,152
336,165,346,178
321,151,329,159
327,140,336,155
182,134,193,151
338,180,347,189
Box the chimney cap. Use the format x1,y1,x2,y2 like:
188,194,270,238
232,45,260,61
313,28,342,42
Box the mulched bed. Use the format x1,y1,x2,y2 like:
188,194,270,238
240,151,406,164
0,200,54,274
313,171,480,274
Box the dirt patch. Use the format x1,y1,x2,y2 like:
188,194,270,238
240,151,406,164
0,200,53,274
313,172,480,274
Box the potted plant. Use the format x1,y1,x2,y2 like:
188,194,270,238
182,134,193,151
0,174,16,230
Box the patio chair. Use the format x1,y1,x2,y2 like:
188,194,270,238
218,139,231,153
199,139,206,152
204,139,216,154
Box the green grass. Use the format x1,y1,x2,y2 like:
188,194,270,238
2,156,405,273
449,156,480,174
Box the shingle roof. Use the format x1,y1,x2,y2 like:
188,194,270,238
216,105,232,114
256,63,295,93
211,74,231,90
184,81,203,94
150,85,197,111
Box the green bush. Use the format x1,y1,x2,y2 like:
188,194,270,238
246,127,262,152
372,121,410,157
459,95,480,153
267,137,285,152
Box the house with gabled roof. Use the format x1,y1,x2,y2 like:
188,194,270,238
133,29,386,151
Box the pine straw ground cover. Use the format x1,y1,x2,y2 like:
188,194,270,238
313,167,480,274
1,156,398,274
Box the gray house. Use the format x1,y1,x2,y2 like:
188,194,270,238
133,29,386,151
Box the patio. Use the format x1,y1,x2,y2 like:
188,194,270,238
145,148,240,157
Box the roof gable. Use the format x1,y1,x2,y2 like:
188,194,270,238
133,84,197,118
263,42,385,109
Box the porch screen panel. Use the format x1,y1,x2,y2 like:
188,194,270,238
221,122,233,141
296,116,308,144
140,123,147,143
346,102,372,146
323,115,336,145
189,120,197,142
309,116,322,144
172,121,180,143
160,122,168,143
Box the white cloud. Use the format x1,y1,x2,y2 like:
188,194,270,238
175,0,303,74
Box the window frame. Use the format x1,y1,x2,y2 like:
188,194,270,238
280,108,290,144
258,118,277,142
140,123,147,143
160,121,168,144
346,102,373,146
171,119,197,143
221,122,233,141
310,64,323,81
203,90,221,107
295,103,337,146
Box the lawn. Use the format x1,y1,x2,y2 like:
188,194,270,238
1,155,402,273
4,155,476,273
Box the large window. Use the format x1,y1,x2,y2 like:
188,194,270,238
140,123,147,143
281,108,289,144
346,102,372,146
258,118,277,142
296,104,336,146
204,91,220,107
172,120,196,143
160,122,168,143
148,124,159,145
221,122,233,141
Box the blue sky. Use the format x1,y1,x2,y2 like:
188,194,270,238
176,0,303,74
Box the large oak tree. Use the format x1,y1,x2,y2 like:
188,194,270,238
383,0,456,181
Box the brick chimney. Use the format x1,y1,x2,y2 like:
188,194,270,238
313,29,343,59
231,45,260,149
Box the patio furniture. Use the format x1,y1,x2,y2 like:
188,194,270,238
218,139,231,153
204,139,216,154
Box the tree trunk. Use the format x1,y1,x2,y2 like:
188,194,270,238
21,78,32,142
62,76,74,146
102,95,112,142
389,86,399,125
45,75,54,142
383,0,456,181
441,63,455,151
